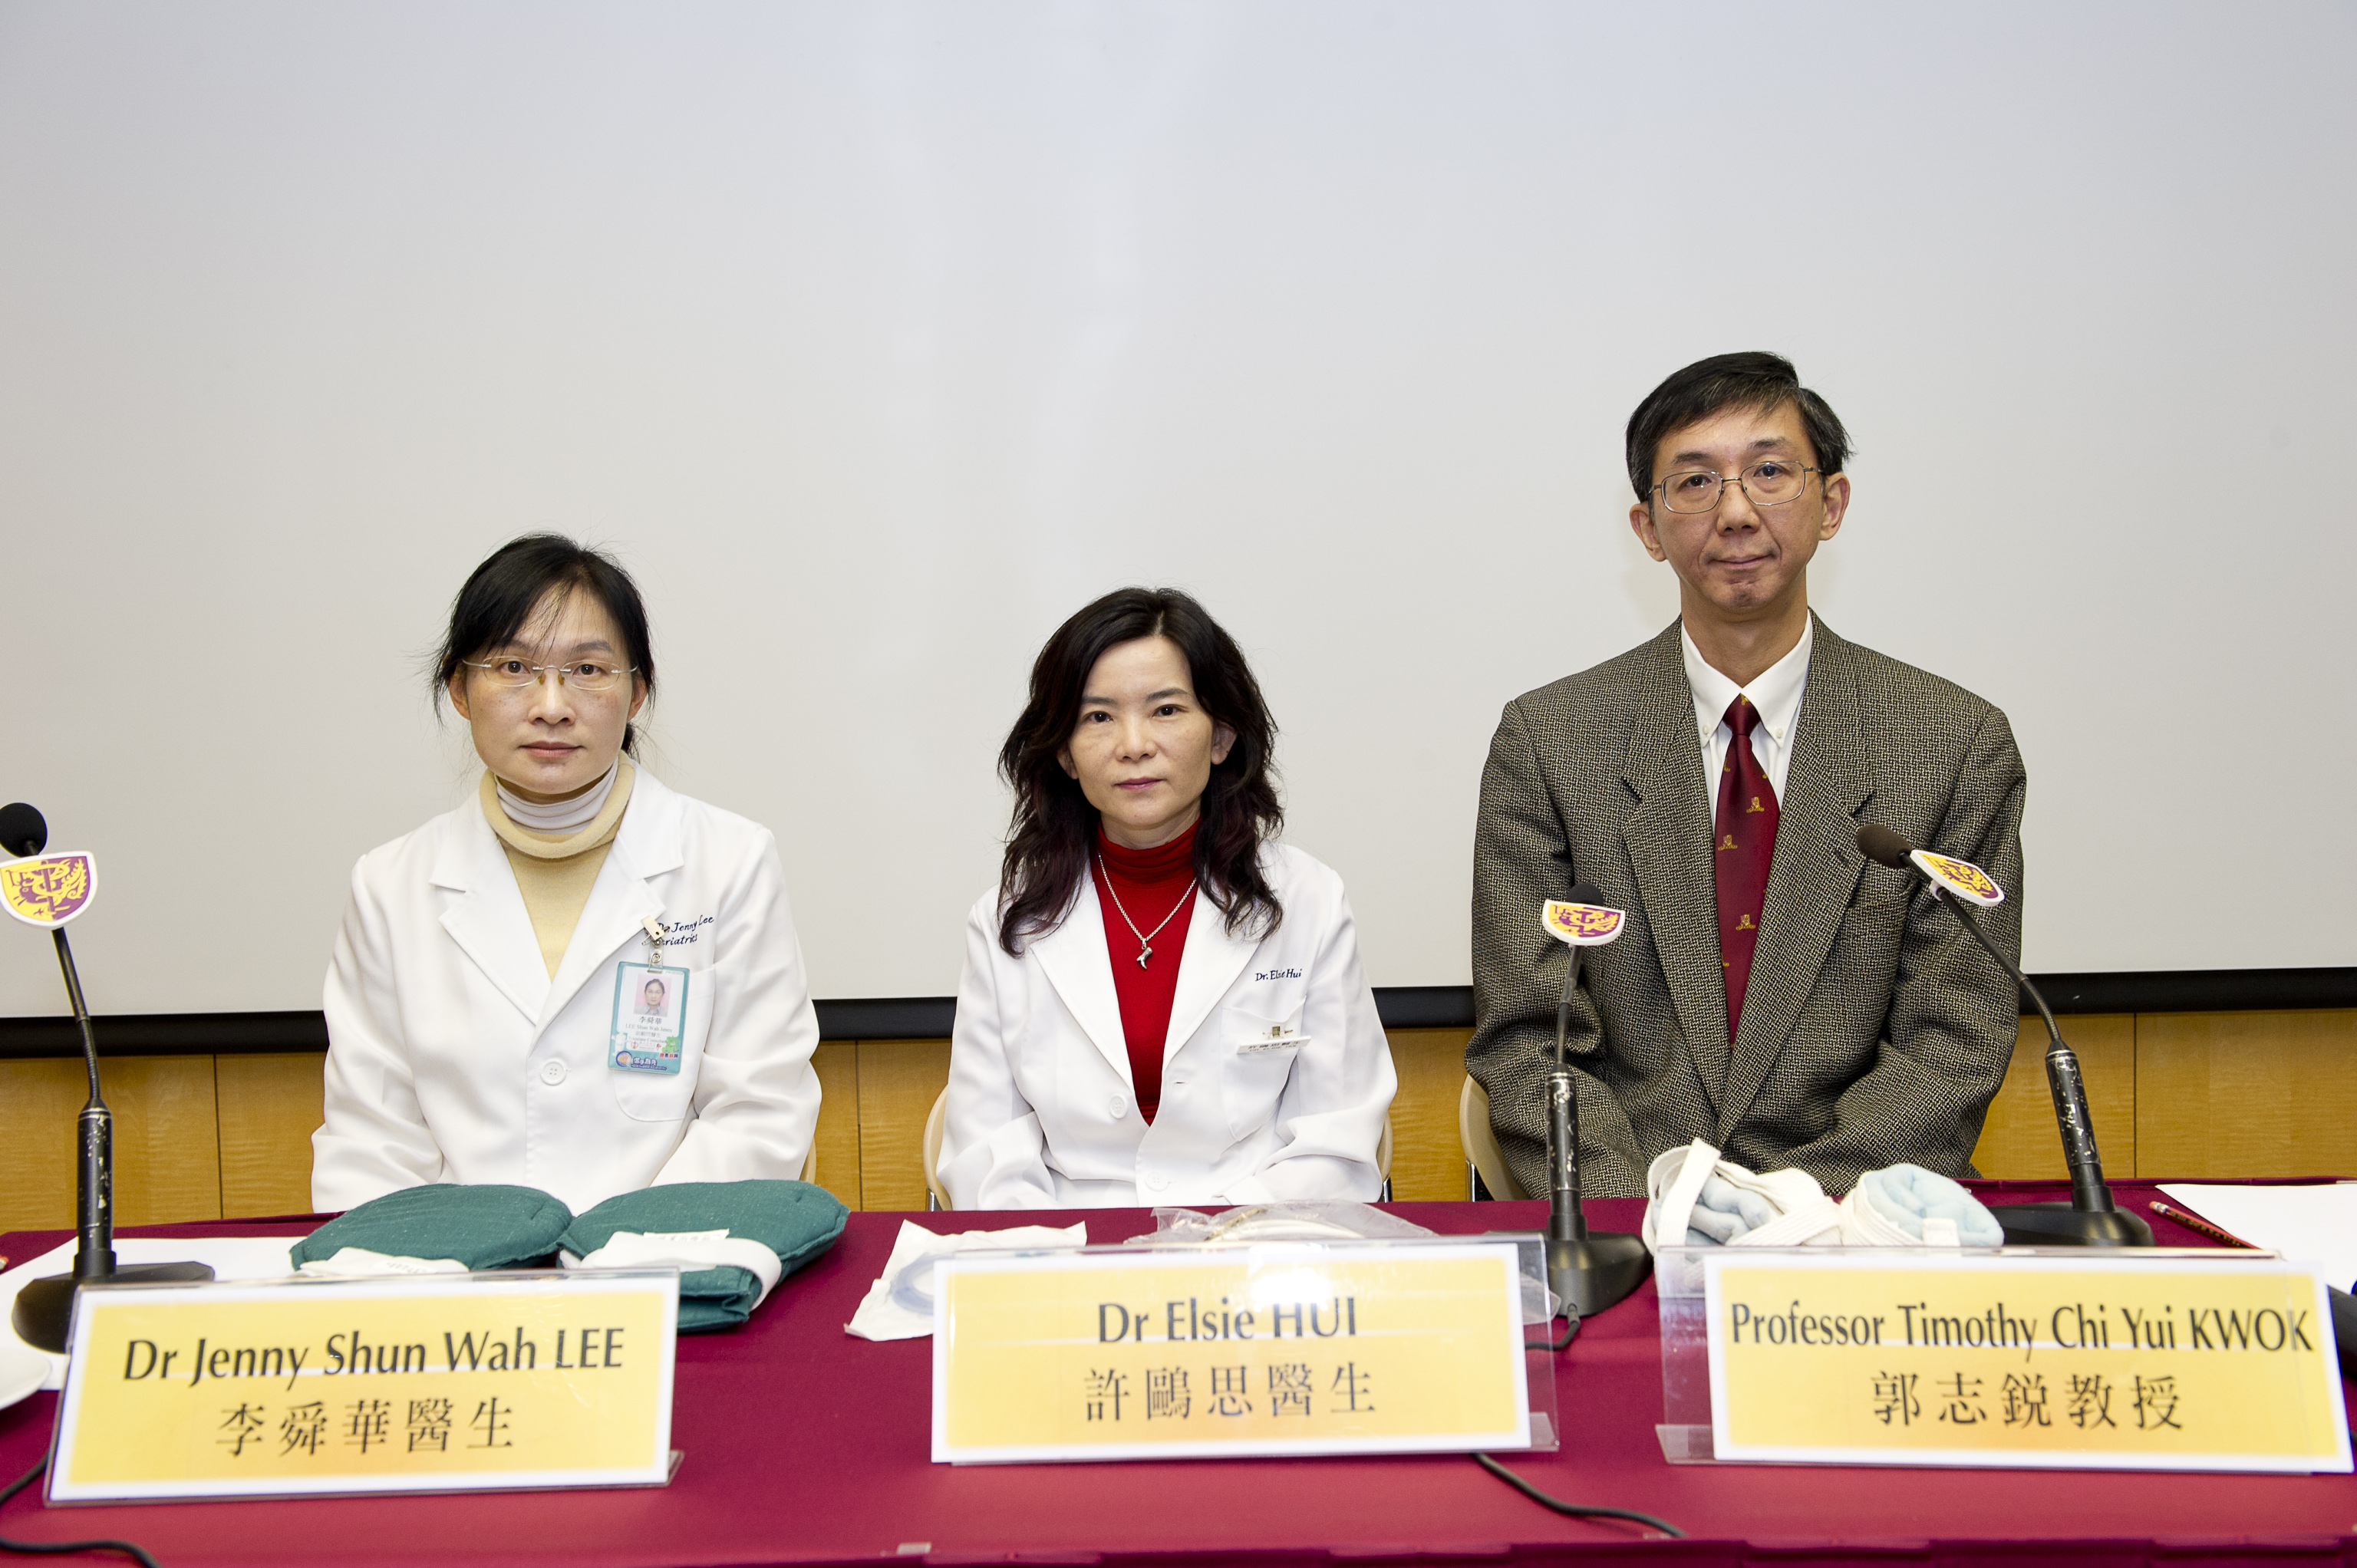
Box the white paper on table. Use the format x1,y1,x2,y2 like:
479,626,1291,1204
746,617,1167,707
2158,1182,2357,1292
0,1237,303,1390
844,1220,1086,1341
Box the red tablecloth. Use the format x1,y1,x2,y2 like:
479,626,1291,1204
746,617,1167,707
4,1183,2353,1566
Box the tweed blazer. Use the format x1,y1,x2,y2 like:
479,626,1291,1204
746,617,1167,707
1466,615,2026,1200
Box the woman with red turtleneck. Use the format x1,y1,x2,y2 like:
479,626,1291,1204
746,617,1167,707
939,588,1396,1210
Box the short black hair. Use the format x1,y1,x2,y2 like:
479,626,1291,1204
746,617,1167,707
430,534,658,755
1624,351,1851,501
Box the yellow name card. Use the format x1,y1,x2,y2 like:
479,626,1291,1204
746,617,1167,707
932,1241,1531,1464
1704,1251,2351,1472
50,1272,678,1502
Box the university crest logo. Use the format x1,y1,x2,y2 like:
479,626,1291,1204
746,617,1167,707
1541,899,1626,947
1,852,97,927
1913,850,2005,908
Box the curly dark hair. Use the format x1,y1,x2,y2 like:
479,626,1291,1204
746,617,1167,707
996,588,1283,956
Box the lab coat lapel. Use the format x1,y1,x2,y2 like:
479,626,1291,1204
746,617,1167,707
538,771,685,1031
1030,875,1135,1088
1162,881,1261,1062
1713,618,1874,1143
1617,624,1732,1106
433,804,552,1026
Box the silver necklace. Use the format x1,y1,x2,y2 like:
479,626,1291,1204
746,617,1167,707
1097,858,1197,969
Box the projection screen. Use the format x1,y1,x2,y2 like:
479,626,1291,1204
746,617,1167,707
2,1,2350,1018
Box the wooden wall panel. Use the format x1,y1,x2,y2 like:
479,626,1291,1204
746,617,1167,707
1383,1029,1472,1201
1970,1014,2136,1179
2137,1009,2357,1178
0,1056,222,1234
0,1059,97,1234
809,1042,861,1210
110,1056,226,1226
3,1006,2351,1231
216,1052,326,1219
855,1039,951,1212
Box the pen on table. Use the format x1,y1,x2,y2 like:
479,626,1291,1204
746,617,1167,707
2148,1201,2260,1250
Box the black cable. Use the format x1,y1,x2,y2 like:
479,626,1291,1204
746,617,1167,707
1525,1315,1577,1350
0,1458,162,1567
1471,1451,1684,1539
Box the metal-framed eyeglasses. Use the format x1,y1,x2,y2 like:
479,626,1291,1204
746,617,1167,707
460,656,639,695
1651,460,1823,514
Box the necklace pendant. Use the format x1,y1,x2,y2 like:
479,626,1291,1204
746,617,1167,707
1137,945,1152,969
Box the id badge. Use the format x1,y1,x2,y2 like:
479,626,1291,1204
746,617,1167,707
610,961,690,1075
1237,1024,1310,1056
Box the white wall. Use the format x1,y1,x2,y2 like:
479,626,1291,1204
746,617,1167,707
2,1,2350,1016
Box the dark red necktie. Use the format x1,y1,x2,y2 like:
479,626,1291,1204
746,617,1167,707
1713,695,1780,1038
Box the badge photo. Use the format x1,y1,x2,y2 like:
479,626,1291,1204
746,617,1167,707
609,961,691,1075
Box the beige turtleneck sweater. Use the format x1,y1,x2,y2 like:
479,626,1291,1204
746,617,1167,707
478,760,638,977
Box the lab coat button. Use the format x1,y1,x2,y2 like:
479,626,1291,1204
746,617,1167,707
1149,1174,1169,1191
539,1059,567,1086
1108,1094,1127,1118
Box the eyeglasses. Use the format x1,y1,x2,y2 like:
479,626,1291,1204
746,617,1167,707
1652,460,1822,514
461,657,638,695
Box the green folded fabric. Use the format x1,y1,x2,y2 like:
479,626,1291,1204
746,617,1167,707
560,1180,849,1332
292,1184,574,1271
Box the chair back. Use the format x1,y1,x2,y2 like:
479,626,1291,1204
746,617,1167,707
1458,1075,1528,1201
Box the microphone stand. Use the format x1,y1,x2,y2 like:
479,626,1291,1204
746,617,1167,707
1931,888,2150,1247
11,930,214,1356
1541,942,1650,1314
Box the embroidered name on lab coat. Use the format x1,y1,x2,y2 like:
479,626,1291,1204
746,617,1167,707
656,914,717,948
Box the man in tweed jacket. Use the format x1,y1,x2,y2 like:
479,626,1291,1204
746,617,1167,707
1469,353,2024,1200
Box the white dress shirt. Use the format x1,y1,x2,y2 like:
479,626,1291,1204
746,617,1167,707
1682,616,1814,805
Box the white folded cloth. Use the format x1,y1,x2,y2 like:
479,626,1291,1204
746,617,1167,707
295,1246,468,1278
1122,1203,1437,1246
562,1228,787,1309
844,1220,1088,1342
1642,1140,1842,1253
1640,1139,2003,1253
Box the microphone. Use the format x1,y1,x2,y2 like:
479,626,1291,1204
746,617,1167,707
5,803,213,1356
0,802,43,858
1855,823,2150,1247
1532,885,1650,1316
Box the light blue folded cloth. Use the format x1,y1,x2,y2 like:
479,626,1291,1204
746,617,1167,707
1850,1164,2006,1247
1685,1176,1782,1244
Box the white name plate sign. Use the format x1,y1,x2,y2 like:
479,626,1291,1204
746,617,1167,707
932,1241,1531,1464
48,1271,678,1502
1703,1250,2350,1473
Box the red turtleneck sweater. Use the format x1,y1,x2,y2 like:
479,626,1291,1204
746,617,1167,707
1089,822,1201,1123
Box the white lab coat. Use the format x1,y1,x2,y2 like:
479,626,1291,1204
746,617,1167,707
940,842,1396,1209
312,769,822,1214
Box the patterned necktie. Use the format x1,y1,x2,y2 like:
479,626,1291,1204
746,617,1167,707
1713,694,1780,1039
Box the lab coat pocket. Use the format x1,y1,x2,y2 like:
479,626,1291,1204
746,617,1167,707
1218,992,1307,1140
611,1059,697,1123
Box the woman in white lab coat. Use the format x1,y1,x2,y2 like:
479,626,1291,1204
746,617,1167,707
940,588,1396,1209
312,535,821,1214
